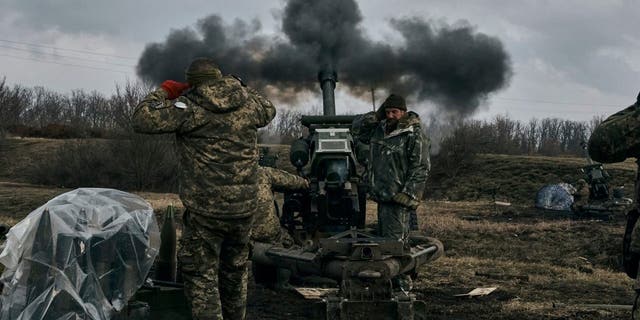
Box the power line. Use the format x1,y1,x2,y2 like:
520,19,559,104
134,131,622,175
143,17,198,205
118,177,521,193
494,96,623,108
0,44,136,68
0,53,133,75
0,38,137,60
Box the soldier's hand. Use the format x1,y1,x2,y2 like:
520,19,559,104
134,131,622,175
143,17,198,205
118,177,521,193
393,192,419,209
303,179,310,189
160,80,191,100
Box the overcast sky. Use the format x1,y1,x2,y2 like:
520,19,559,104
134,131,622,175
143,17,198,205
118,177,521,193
0,0,638,122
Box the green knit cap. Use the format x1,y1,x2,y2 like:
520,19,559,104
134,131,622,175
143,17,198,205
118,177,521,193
185,57,222,86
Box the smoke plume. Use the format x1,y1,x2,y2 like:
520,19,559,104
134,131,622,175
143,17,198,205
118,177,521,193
137,0,511,115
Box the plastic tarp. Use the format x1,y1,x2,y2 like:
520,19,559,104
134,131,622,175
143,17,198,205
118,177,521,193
535,183,576,211
0,188,160,320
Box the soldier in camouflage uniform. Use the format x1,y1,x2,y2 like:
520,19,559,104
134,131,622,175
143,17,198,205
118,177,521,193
252,162,309,290
352,94,430,244
571,179,590,212
252,164,309,247
132,57,276,320
588,91,640,319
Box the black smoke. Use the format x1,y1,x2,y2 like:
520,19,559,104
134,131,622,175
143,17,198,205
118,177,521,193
137,0,511,115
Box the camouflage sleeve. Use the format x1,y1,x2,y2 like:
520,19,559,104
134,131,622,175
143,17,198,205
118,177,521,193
402,130,430,200
264,167,308,191
132,89,193,134
247,87,277,128
588,103,640,163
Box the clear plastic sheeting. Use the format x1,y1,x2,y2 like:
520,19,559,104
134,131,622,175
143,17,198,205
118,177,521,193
0,188,161,320
535,183,576,211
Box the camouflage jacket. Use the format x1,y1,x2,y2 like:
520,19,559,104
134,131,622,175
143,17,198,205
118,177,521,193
588,98,640,164
353,110,430,203
252,167,308,243
132,76,276,218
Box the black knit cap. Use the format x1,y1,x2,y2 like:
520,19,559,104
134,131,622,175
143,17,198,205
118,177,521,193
381,94,407,111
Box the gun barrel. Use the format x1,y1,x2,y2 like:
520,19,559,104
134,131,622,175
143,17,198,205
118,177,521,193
318,70,337,116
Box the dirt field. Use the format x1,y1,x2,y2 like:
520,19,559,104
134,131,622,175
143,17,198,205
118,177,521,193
0,137,637,319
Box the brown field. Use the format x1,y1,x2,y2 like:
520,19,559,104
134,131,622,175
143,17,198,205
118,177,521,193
0,137,637,319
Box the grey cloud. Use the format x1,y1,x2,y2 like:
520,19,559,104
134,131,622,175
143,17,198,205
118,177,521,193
2,0,280,41
493,1,640,96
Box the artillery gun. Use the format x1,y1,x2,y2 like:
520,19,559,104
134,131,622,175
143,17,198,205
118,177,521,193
250,70,442,319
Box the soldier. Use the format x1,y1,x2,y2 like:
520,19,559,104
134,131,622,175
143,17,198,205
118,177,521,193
352,93,430,244
252,154,309,290
252,151,309,248
132,57,276,320
571,179,590,212
588,91,640,319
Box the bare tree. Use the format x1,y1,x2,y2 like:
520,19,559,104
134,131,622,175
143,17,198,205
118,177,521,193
110,81,150,133
261,108,305,144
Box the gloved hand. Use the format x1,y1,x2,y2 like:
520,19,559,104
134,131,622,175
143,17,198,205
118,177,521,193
160,80,190,100
393,192,419,209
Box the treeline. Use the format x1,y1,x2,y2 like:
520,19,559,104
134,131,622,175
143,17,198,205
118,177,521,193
0,76,603,156
0,77,179,191
0,75,608,194
0,77,147,138
430,115,603,158
0,77,310,192
0,76,308,142
428,115,603,184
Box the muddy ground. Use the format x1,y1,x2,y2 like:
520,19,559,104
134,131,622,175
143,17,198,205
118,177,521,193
0,182,634,319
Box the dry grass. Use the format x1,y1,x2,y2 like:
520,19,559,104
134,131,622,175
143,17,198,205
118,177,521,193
404,197,634,319
0,181,69,226
0,137,67,180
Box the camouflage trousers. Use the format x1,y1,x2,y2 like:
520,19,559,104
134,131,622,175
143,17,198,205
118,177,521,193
179,210,254,320
377,202,411,243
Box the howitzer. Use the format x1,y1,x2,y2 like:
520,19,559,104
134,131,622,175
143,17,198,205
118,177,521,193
250,69,443,319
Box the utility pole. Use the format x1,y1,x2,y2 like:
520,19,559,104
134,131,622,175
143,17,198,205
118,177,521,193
370,87,376,111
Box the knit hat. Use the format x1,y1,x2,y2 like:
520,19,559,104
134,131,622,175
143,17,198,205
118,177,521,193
381,94,407,111
185,57,222,86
